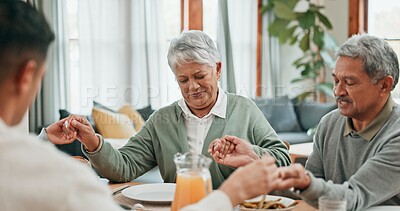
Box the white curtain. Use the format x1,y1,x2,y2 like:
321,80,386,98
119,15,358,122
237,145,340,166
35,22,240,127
29,0,68,132
217,0,258,97
261,0,280,98
130,0,168,109
78,0,167,112
78,1,132,112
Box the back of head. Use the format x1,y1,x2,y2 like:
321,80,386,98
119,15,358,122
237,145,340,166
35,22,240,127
167,30,220,74
0,0,55,84
336,34,399,90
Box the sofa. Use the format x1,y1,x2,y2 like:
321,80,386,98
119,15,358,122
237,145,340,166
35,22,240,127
253,96,337,145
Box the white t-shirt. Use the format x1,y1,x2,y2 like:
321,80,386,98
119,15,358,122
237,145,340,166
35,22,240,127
0,119,123,211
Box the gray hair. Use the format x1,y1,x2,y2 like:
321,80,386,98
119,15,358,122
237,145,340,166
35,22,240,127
167,30,220,74
336,34,399,90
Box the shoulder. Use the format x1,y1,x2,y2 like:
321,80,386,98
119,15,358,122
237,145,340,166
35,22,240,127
319,109,342,125
0,133,100,180
226,93,256,108
0,133,112,209
147,101,181,121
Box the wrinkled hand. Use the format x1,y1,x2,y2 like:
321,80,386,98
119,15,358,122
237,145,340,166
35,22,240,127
64,114,100,152
219,155,281,206
276,163,311,191
46,117,77,145
208,135,260,168
208,138,235,159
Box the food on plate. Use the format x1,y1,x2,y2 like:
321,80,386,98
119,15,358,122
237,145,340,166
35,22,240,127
240,198,298,209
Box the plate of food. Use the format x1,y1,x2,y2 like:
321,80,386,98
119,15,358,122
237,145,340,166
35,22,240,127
121,183,176,203
238,195,298,211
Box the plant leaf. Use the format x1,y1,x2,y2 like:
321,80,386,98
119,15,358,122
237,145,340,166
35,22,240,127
313,27,324,48
268,18,290,37
317,12,333,29
279,25,297,44
273,1,297,20
299,33,310,51
290,35,298,45
298,11,315,29
293,56,306,67
260,6,268,14
309,3,324,12
286,0,299,9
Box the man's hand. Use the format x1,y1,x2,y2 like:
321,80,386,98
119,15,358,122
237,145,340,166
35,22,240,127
65,114,100,152
276,163,311,191
208,135,260,168
46,118,77,145
219,155,281,206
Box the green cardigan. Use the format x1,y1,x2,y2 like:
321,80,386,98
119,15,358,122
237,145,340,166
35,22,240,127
84,93,291,188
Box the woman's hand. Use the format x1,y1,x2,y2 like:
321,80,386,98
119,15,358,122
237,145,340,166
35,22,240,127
208,135,260,168
65,114,100,152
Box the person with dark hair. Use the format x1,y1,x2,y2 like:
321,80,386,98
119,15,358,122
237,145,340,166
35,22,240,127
0,1,124,210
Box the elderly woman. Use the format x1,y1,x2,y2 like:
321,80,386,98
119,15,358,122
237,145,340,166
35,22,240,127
45,30,290,188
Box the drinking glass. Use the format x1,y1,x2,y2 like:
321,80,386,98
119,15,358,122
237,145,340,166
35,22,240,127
319,196,347,211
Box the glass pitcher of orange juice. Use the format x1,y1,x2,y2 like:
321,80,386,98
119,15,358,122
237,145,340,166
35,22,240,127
171,152,212,211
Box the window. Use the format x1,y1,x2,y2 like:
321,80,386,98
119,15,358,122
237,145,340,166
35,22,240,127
66,0,80,113
163,0,182,104
368,0,400,101
65,1,220,113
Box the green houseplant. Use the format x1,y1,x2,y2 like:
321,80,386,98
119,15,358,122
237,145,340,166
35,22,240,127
263,0,338,102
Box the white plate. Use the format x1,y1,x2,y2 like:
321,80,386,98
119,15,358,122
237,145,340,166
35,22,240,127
121,183,176,203
238,195,297,211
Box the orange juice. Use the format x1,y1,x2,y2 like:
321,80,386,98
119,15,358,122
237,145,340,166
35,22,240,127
171,171,212,211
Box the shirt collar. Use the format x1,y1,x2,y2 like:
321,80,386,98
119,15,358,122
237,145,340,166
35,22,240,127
178,87,227,119
344,97,394,141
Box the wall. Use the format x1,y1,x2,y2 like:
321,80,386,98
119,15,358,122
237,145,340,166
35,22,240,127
279,0,348,99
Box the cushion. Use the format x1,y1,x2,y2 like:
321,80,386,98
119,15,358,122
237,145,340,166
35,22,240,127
93,101,139,129
253,96,302,133
277,132,313,144
93,101,116,113
118,104,145,132
294,102,337,130
92,107,136,139
137,105,155,121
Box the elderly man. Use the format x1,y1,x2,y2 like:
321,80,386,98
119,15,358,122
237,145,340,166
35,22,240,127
210,34,400,211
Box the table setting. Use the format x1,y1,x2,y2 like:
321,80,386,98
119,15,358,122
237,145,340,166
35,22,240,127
109,181,316,211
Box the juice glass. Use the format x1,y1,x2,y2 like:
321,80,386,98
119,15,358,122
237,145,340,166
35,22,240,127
171,152,212,211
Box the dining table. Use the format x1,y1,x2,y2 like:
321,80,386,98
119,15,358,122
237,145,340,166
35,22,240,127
108,181,316,211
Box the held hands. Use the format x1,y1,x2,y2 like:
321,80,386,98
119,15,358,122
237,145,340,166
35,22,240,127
219,160,311,207
276,163,311,191
208,136,311,198
219,155,282,206
208,135,260,168
46,115,100,152
46,117,77,145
